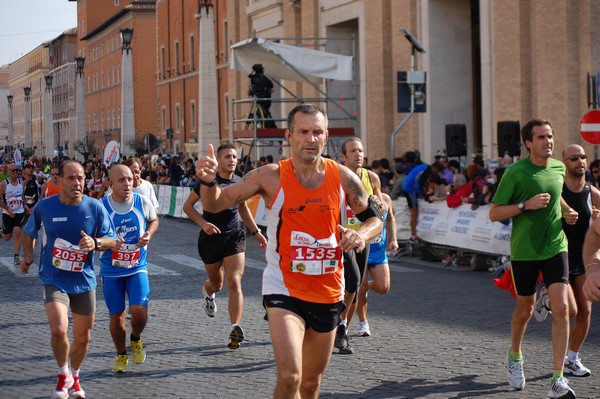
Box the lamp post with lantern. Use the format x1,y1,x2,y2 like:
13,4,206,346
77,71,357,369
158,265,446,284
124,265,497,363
75,56,86,157
7,94,14,148
44,74,54,158
120,27,135,157
23,86,32,149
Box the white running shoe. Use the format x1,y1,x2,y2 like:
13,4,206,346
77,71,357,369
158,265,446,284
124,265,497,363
534,286,550,322
202,286,216,317
506,351,525,390
547,376,575,398
357,320,371,337
564,356,591,377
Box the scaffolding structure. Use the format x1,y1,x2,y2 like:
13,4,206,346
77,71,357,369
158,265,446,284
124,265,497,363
229,36,358,171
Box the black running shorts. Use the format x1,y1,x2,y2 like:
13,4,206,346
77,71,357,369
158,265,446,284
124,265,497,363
263,294,344,333
197,227,246,264
511,252,569,296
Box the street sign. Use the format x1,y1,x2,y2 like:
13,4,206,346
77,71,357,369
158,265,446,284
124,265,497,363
579,110,600,144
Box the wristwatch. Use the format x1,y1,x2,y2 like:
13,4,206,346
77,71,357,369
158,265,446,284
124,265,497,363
517,201,526,212
94,238,101,250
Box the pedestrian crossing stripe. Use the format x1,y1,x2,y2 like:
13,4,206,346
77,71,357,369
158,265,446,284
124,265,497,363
0,257,179,278
1,255,420,278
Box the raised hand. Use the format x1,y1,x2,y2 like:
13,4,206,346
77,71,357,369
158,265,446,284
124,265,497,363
195,144,219,183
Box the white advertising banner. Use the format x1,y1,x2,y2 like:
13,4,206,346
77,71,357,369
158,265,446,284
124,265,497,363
411,200,511,255
153,186,512,256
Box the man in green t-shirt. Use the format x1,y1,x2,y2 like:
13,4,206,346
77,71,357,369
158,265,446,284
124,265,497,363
490,118,578,399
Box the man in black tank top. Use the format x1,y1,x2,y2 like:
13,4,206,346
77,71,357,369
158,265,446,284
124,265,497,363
540,145,600,377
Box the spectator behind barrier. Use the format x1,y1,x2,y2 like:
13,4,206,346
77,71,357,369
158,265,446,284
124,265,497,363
388,162,406,200
446,173,472,208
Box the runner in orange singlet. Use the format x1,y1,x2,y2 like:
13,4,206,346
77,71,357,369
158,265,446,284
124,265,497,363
41,166,62,198
195,104,383,399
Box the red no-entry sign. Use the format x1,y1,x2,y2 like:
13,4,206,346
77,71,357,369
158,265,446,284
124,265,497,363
579,110,600,144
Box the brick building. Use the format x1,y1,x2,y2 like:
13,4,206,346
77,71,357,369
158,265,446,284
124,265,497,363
48,28,78,158
155,0,227,156
76,0,157,155
7,44,52,154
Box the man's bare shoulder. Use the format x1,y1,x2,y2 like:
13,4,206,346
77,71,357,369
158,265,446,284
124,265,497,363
242,163,280,182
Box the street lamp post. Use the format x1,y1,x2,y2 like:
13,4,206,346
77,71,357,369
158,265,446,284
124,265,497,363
120,27,135,157
23,86,32,149
75,56,86,161
44,74,55,158
7,95,13,147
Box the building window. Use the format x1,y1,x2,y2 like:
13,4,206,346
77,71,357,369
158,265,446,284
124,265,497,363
101,71,104,88
114,0,119,6
175,41,180,75
162,107,166,131
101,110,104,131
189,35,195,71
175,104,180,130
190,101,196,131
118,110,121,128
94,113,98,132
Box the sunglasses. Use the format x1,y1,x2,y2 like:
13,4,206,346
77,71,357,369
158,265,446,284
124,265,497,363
592,170,600,174
565,155,587,161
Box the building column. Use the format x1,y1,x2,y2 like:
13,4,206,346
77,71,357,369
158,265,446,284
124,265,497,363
196,2,220,157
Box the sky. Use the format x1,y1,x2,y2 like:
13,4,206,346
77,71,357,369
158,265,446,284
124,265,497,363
0,0,78,66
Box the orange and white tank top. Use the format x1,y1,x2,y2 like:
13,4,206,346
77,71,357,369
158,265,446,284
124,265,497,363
45,182,62,197
262,158,346,304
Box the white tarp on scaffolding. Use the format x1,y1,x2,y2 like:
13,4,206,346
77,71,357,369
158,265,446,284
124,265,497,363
230,37,353,83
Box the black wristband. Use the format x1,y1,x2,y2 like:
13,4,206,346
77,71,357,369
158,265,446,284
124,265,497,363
200,179,217,187
251,229,260,236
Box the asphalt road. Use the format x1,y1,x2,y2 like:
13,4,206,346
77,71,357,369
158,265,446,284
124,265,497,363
1,216,600,398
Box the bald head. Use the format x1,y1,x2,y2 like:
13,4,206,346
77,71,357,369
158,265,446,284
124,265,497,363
109,164,133,202
562,144,587,179
562,144,585,160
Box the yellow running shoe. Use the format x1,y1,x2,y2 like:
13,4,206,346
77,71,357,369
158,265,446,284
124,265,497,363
228,324,245,349
112,354,129,373
131,339,146,364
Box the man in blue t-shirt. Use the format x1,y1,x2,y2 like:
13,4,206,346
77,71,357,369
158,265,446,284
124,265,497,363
20,160,118,399
100,164,158,373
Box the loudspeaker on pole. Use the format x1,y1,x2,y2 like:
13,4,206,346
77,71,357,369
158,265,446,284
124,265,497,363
445,124,467,157
497,121,521,157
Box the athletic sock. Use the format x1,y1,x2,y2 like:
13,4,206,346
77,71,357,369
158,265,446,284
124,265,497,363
70,367,80,377
508,349,522,362
58,365,69,375
552,370,563,381
567,350,579,362
339,319,347,327
130,333,140,342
